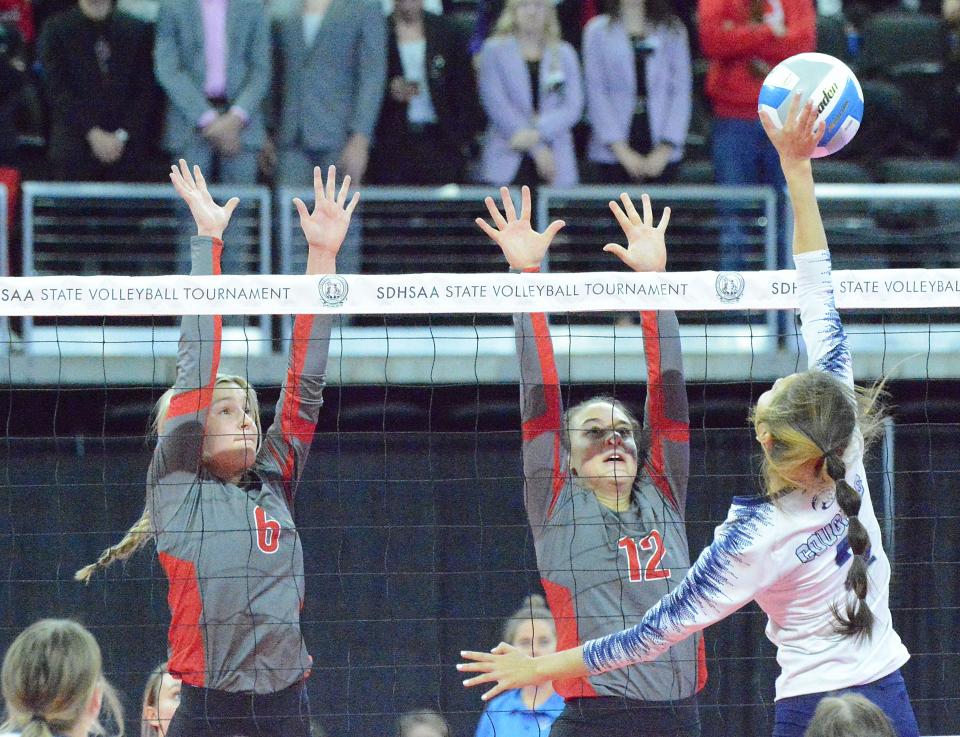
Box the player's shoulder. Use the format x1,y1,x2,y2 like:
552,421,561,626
718,495,779,552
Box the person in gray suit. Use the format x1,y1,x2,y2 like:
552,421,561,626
154,0,271,185
270,0,386,275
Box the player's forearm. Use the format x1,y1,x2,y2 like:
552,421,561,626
533,645,590,682
782,158,828,256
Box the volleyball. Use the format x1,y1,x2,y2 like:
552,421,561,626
758,52,864,158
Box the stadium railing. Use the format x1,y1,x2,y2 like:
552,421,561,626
19,181,273,357
6,182,960,386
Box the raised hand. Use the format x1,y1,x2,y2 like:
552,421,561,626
293,165,360,264
169,159,239,240
457,642,546,702
602,193,670,273
759,94,824,164
475,185,565,271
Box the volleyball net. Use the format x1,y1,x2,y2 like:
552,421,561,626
3,178,960,737
1,266,959,737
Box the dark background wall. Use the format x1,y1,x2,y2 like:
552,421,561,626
1,382,958,737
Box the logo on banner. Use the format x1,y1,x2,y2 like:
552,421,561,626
318,275,348,307
715,272,745,303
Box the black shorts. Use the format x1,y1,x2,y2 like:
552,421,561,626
550,694,701,737
165,680,310,737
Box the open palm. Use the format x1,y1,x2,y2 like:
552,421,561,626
759,94,824,164
475,186,565,271
603,193,670,273
293,165,360,258
169,159,238,239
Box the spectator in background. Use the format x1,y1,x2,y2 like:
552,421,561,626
370,0,480,184
469,0,598,52
270,0,385,275
0,21,26,245
141,662,181,737
803,694,897,737
39,0,158,181
698,0,814,270
154,0,270,185
477,0,584,188
398,709,450,737
582,0,692,183
0,0,33,48
945,0,960,152
473,595,564,737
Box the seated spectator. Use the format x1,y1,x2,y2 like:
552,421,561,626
582,0,691,184
477,0,585,188
0,618,124,737
473,595,564,737
370,0,480,185
803,693,897,737
140,662,181,737
39,0,158,181
0,21,26,218
398,709,450,737
154,0,270,186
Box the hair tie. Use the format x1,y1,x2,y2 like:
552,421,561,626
30,714,47,724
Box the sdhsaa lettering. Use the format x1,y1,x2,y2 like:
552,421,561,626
377,286,440,299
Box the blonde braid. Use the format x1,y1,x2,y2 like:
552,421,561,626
74,509,153,584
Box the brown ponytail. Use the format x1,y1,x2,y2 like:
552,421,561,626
824,453,874,638
75,509,152,584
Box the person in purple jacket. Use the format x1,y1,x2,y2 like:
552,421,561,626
74,160,359,737
477,0,585,188
582,0,692,183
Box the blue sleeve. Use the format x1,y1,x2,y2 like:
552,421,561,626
582,500,777,673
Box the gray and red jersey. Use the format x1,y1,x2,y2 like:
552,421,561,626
516,309,706,702
148,236,332,694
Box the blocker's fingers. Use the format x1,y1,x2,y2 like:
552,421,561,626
484,196,508,230
345,190,360,215
293,197,310,221
460,649,497,662
543,219,565,242
641,193,653,225
312,166,324,199
620,192,641,223
603,243,630,265
475,217,500,241
519,185,532,221
337,174,352,206
501,186,518,222
461,672,497,688
325,164,337,201
609,200,632,233
657,205,671,232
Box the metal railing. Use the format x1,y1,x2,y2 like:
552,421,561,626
20,181,273,353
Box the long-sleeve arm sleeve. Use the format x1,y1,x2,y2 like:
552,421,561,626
641,310,690,515
257,314,333,508
515,311,566,534
582,500,777,673
795,250,852,388
148,236,223,507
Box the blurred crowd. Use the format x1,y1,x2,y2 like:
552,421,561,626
1,0,959,263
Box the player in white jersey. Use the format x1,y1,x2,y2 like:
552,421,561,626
459,95,920,737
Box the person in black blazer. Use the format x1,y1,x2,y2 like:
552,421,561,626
369,0,480,185
39,0,158,181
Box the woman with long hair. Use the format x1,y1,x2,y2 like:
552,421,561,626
459,97,919,737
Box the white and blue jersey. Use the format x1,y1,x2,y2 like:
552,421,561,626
582,250,909,700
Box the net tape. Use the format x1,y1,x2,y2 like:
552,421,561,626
1,268,958,316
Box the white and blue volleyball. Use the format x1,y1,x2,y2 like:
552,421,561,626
758,52,864,158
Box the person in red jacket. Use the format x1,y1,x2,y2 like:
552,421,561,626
698,0,814,270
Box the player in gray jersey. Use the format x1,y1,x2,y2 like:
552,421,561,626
74,160,359,737
473,185,704,737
